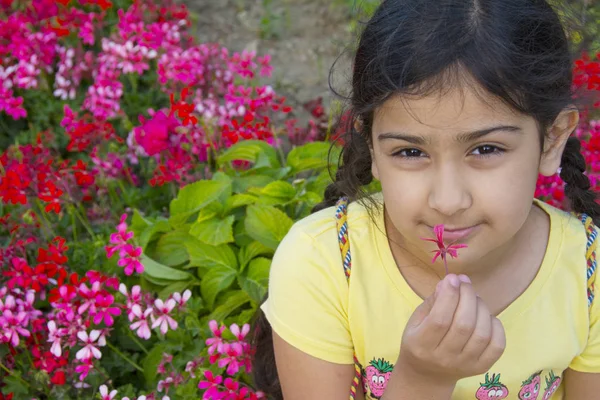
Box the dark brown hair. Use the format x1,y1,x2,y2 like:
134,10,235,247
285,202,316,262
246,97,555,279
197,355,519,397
251,1,600,398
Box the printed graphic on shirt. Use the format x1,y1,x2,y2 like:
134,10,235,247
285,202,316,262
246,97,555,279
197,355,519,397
475,373,509,400
518,370,542,400
542,371,562,400
362,358,394,399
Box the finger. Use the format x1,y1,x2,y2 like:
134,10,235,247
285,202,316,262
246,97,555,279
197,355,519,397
418,274,461,348
461,297,492,359
438,279,478,353
477,317,506,369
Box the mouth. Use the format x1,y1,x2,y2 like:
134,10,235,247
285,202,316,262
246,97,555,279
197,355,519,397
429,224,480,242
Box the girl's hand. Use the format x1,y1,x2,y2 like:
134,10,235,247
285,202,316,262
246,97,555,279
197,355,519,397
398,274,506,384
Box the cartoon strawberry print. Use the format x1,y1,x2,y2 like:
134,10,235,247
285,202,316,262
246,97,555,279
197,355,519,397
363,358,394,399
542,371,562,400
475,373,509,400
519,371,542,400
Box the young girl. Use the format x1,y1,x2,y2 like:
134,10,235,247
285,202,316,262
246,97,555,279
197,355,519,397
252,0,600,399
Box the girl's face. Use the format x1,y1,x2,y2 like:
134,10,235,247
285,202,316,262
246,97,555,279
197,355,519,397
370,84,573,271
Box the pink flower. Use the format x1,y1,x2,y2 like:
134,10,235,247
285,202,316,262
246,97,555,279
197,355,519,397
151,299,178,335
117,244,144,275
75,358,94,381
218,342,244,376
47,320,66,357
206,320,225,355
75,329,103,360
0,309,30,346
92,293,121,326
421,224,468,275
134,110,178,156
129,304,152,340
99,384,117,400
230,323,250,341
198,370,223,399
172,289,191,308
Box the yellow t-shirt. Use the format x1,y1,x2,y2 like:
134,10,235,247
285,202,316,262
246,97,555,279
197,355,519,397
262,194,600,400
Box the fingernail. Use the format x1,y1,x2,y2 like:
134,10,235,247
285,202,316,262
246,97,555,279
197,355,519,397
458,275,471,284
447,274,460,288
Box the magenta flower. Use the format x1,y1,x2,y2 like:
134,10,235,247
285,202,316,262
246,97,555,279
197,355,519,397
75,358,94,381
230,323,250,341
198,370,223,399
134,110,178,156
151,298,178,335
421,224,468,275
117,244,144,275
92,293,121,326
47,320,66,357
218,342,244,375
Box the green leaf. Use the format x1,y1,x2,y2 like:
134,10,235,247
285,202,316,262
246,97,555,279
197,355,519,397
158,280,190,299
143,343,168,386
232,175,275,193
139,219,171,248
217,140,280,168
185,239,238,270
1,374,28,398
245,205,294,249
260,181,296,200
224,193,257,213
201,265,237,309
238,241,274,272
152,230,193,266
130,209,152,239
238,257,271,304
189,215,235,246
142,254,193,282
169,180,230,223
212,171,233,203
209,290,252,322
287,142,336,173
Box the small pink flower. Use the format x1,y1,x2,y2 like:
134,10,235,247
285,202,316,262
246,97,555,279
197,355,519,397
76,329,103,360
47,320,66,357
130,304,152,340
199,370,223,399
218,342,244,375
117,244,144,276
99,384,117,400
92,293,121,326
421,224,468,275
75,358,94,381
206,320,225,355
172,289,191,307
151,299,178,335
230,323,250,341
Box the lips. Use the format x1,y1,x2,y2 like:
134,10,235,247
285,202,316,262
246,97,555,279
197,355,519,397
430,225,479,242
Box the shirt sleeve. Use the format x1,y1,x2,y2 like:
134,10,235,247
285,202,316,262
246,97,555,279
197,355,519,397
569,227,600,373
261,221,354,365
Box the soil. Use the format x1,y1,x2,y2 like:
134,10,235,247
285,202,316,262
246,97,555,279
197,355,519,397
182,0,358,119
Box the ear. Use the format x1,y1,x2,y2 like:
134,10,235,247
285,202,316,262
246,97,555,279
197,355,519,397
539,107,580,177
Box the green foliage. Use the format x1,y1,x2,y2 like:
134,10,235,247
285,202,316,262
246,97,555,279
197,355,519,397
138,140,340,322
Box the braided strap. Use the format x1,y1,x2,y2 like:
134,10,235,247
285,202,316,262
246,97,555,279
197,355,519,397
334,197,363,399
579,214,598,308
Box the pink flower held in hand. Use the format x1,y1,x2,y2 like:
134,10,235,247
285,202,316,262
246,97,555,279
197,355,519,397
421,224,468,276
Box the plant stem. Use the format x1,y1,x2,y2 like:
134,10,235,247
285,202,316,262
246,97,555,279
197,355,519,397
34,199,58,238
106,342,144,372
70,203,96,238
0,360,30,387
128,330,149,355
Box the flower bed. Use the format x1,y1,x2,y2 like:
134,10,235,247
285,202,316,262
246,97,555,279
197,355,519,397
0,0,598,399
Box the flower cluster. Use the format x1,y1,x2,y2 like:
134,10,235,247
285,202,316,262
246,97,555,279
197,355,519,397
106,214,144,276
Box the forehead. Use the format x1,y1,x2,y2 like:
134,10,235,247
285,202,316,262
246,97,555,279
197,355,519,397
373,84,532,135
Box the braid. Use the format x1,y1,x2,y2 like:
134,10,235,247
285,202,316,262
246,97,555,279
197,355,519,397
312,127,373,212
560,137,600,225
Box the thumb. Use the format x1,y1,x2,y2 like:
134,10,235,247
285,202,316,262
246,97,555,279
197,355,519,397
406,282,439,329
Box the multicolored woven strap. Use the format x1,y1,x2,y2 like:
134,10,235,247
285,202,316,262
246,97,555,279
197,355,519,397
578,213,598,308
335,198,598,399
334,197,363,399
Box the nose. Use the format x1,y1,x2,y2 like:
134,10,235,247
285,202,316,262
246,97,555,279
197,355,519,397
427,164,472,217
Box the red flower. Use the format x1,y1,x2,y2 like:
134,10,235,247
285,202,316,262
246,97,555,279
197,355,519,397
0,168,30,205
421,224,468,276
37,178,63,214
51,370,66,385
72,160,95,187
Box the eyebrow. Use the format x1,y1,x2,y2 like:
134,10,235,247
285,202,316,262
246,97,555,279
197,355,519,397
377,125,523,145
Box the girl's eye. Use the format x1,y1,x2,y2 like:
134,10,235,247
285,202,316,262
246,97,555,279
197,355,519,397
394,148,426,158
471,145,503,157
